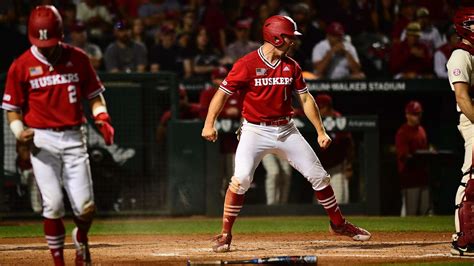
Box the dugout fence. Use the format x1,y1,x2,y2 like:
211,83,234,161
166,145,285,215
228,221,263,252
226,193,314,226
0,74,461,217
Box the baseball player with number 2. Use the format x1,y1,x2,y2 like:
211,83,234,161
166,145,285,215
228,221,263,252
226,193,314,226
202,15,371,252
2,6,114,265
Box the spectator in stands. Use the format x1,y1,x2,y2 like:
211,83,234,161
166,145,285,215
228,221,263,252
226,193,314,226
351,0,374,36
156,87,200,144
176,8,197,38
115,0,140,19
222,18,260,64
389,22,433,79
401,7,445,54
68,22,103,70
391,0,416,42
76,0,113,42
198,0,228,51
149,25,191,77
138,0,163,38
132,17,153,50
251,3,270,43
395,100,431,216
0,2,28,73
434,26,458,78
0,0,16,26
62,3,78,43
291,2,325,71
314,93,354,204
371,0,396,38
199,66,241,197
331,0,372,37
104,21,148,73
266,0,289,17
199,67,239,123
312,22,365,80
189,26,221,81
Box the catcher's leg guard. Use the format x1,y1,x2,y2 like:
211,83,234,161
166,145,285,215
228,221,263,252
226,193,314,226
455,177,474,247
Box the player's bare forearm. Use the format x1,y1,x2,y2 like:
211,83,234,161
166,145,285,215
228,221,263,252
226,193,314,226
202,90,229,142
6,110,22,124
203,90,230,128
89,94,106,111
454,82,474,122
297,92,326,135
7,111,34,142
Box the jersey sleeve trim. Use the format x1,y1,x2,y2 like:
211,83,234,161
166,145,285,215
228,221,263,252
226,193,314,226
219,86,233,95
295,87,309,94
87,86,105,99
1,102,21,111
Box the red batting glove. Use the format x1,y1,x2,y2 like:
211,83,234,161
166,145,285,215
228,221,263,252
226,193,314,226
94,112,114,145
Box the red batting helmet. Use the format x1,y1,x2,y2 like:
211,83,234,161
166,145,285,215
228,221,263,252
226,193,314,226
28,5,63,48
405,100,423,114
262,15,302,47
453,7,474,45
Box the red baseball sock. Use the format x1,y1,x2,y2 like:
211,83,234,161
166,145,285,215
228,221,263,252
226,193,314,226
315,186,345,226
73,217,92,243
43,218,65,266
222,188,245,234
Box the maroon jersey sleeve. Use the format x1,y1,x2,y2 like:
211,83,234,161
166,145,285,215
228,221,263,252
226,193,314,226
2,60,25,111
292,63,308,94
79,52,105,99
219,59,249,95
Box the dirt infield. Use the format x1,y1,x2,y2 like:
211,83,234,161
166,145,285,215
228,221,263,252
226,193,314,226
1,232,474,265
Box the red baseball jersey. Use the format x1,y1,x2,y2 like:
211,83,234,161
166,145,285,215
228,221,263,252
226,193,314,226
219,47,308,122
395,123,429,188
2,43,105,128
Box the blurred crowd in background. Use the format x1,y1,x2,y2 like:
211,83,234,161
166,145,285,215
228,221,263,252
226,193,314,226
0,0,471,81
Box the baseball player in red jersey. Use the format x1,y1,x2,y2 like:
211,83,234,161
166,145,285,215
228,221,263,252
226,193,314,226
447,6,474,256
201,15,371,252
2,6,114,265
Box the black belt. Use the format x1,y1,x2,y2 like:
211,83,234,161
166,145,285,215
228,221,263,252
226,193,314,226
47,125,81,132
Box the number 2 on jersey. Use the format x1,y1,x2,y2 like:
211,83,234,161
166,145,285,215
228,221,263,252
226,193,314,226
68,85,77,103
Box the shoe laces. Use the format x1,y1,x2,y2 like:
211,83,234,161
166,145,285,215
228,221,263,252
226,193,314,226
212,234,231,244
337,221,363,235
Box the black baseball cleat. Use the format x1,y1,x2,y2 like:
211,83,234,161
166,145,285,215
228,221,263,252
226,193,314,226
72,227,91,266
451,241,474,256
329,220,371,241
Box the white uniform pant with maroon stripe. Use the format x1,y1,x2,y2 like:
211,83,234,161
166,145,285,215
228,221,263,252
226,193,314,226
233,120,330,194
31,128,94,219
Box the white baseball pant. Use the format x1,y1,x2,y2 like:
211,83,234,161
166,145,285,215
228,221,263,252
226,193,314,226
232,120,330,194
30,128,94,219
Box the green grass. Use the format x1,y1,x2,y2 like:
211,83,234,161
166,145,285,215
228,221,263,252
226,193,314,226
0,216,454,238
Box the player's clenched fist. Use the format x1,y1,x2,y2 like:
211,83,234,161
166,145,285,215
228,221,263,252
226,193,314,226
202,126,218,142
318,132,332,150
19,128,34,143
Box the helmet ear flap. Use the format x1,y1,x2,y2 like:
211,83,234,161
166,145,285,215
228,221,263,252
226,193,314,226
273,35,284,47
